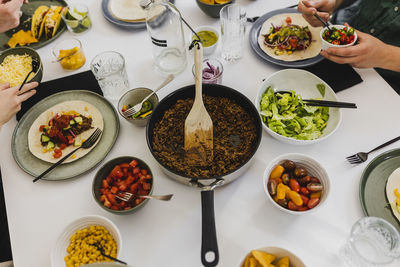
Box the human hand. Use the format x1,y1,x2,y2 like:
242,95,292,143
0,82,37,126
321,28,388,68
298,0,337,27
0,0,24,33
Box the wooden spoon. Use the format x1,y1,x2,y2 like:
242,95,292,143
184,42,213,166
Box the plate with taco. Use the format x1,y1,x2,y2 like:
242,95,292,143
12,90,120,181
249,8,324,67
360,148,400,232
0,0,67,51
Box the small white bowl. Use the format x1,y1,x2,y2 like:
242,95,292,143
255,69,342,145
263,153,330,215
320,25,358,50
238,246,306,267
192,26,219,56
51,215,122,267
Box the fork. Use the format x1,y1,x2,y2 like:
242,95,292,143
346,135,400,164
33,128,102,182
122,74,174,118
116,191,173,202
90,243,127,265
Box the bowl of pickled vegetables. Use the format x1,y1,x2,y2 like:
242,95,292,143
263,153,330,215
51,215,122,267
118,87,159,127
320,25,357,50
52,38,86,71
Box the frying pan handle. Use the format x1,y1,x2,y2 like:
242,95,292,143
201,190,219,267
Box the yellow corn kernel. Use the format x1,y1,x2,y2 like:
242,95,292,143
42,148,47,153
71,154,76,159
287,51,293,55
88,115,92,119
84,106,88,111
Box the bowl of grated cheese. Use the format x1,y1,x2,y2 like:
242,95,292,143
0,47,43,87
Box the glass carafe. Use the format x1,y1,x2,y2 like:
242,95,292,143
141,0,187,75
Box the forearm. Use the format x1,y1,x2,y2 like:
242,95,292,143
379,44,400,72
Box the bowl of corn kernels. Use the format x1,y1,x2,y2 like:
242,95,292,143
51,215,122,267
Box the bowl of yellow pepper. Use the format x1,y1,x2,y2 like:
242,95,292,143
51,215,122,267
52,38,86,71
263,153,330,215
196,0,235,18
118,87,159,127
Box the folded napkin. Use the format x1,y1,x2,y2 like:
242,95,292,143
303,59,363,93
17,70,103,121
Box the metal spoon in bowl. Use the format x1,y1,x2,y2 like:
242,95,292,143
122,74,174,118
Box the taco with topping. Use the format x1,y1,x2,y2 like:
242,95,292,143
258,13,322,62
31,6,49,39
44,6,63,39
28,101,104,164
386,167,400,224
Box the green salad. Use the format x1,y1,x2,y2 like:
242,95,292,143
260,87,329,140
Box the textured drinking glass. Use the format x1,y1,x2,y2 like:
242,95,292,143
219,4,246,62
339,217,400,267
90,51,129,101
61,3,92,35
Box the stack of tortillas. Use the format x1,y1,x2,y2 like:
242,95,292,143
108,0,164,22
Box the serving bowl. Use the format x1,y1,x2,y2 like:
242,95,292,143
0,46,43,85
118,88,159,127
192,26,219,56
51,215,122,267
195,0,235,18
263,153,330,215
320,25,358,50
255,69,342,145
93,156,154,214
239,247,306,267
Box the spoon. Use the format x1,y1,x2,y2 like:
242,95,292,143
17,60,40,92
90,243,127,265
122,74,174,118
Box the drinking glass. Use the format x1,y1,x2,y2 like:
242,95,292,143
52,38,86,71
90,51,130,101
219,4,246,62
61,3,92,35
339,217,400,267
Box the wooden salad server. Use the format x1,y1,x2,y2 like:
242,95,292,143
184,42,213,166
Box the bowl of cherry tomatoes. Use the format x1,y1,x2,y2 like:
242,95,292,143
263,153,330,215
92,156,153,214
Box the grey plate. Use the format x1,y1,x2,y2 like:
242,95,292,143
0,0,67,51
12,90,120,181
359,148,400,232
101,0,175,29
249,8,324,68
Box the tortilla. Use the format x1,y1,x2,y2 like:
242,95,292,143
258,13,322,62
28,101,104,164
386,167,400,223
108,0,165,22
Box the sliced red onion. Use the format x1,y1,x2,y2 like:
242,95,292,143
69,129,76,138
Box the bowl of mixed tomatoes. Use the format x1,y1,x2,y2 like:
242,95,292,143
263,153,330,215
320,25,357,50
92,156,153,214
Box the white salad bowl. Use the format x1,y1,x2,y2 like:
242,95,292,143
255,69,342,145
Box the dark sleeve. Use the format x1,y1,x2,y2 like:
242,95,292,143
0,170,13,262
338,0,358,9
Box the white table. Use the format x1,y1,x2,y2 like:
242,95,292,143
1,0,400,266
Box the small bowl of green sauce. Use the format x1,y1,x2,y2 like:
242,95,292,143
192,26,219,56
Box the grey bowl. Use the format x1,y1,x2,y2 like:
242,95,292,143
92,156,154,215
0,47,43,84
195,0,235,18
118,88,159,127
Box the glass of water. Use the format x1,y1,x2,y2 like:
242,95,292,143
219,4,246,62
90,51,129,101
340,217,400,267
